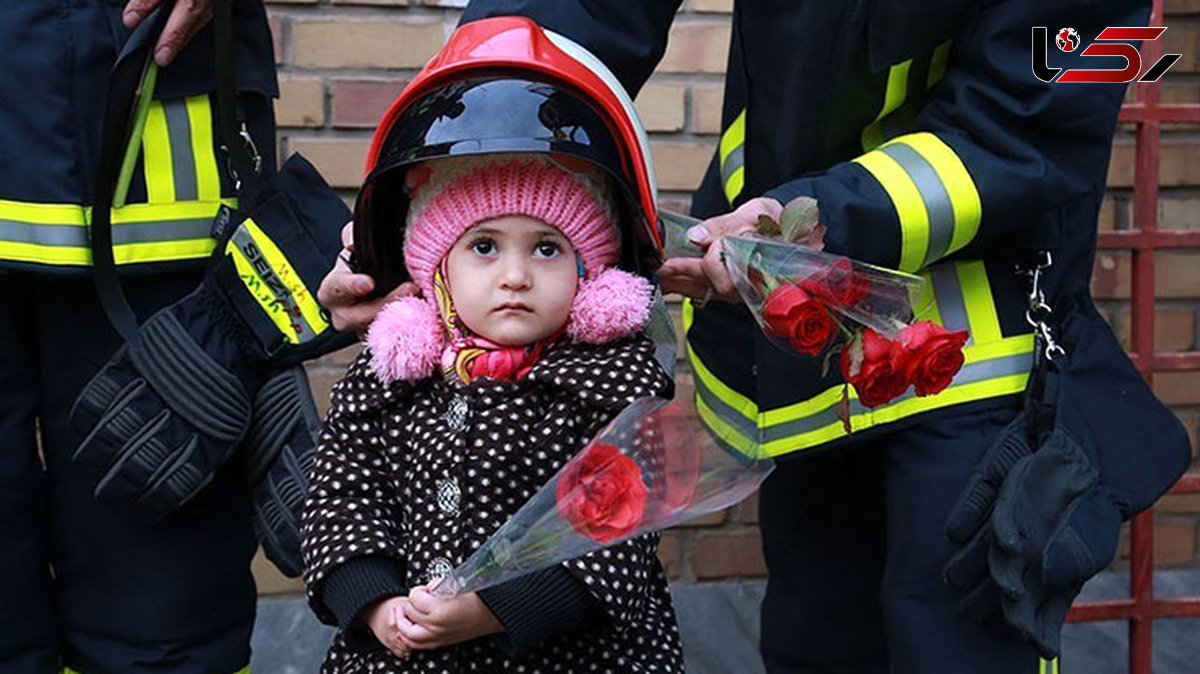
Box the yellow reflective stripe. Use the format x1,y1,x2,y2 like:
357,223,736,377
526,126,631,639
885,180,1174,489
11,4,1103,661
187,94,222,202
108,198,235,224
719,109,746,165
719,108,747,204
117,61,159,208
927,39,952,89
1038,658,1059,674
0,241,90,265
724,166,745,205
0,238,217,267
760,369,1031,456
852,150,929,272
0,198,233,266
957,261,1002,344
757,332,1035,455
895,132,981,255
228,240,302,343
115,239,216,264
682,298,759,423
966,334,1036,363
229,218,331,340
862,58,912,151
695,394,760,458
143,101,176,203
237,217,330,340
0,199,85,224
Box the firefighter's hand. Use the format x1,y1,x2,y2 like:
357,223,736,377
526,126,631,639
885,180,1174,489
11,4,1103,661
123,0,213,67
397,586,503,651
658,198,782,305
364,595,414,659
318,222,421,336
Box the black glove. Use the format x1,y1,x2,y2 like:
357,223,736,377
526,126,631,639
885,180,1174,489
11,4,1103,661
944,410,1125,657
244,366,322,577
71,154,351,521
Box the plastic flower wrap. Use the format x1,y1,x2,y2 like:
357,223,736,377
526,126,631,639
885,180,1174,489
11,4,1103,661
431,397,773,597
723,234,969,410
661,203,970,413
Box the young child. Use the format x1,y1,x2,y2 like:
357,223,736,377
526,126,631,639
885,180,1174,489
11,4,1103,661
301,153,686,673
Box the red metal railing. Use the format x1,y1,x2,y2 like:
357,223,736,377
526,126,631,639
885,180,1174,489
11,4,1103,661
1070,1,1200,671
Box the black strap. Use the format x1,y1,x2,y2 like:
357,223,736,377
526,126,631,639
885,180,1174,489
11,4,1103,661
90,0,177,342
91,0,253,340
213,0,261,203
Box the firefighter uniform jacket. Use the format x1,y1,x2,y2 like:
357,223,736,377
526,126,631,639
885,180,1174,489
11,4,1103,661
461,0,1147,457
0,1,277,274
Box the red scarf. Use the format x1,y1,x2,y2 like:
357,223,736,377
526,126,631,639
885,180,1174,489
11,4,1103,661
433,263,563,385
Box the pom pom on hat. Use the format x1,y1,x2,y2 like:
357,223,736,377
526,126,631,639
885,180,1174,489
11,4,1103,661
366,297,445,383
567,268,653,344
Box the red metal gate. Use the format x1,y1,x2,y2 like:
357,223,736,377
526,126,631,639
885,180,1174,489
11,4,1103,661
1069,1,1200,671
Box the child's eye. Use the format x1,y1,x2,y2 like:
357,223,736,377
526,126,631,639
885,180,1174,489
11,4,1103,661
533,241,561,259
470,239,497,257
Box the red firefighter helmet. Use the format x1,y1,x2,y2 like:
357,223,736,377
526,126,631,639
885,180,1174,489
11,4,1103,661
351,16,662,296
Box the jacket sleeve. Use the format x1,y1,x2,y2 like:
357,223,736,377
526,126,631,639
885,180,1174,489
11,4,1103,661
301,351,409,628
459,0,682,95
765,0,1149,273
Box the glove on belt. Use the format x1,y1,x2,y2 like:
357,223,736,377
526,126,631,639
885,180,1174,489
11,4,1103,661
244,366,322,578
71,154,352,521
943,295,1188,658
944,403,1124,658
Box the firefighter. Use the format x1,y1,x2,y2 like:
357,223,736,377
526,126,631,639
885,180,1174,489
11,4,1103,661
0,1,301,672
321,1,1190,672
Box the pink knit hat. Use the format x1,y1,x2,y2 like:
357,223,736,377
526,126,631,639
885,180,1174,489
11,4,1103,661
367,155,653,383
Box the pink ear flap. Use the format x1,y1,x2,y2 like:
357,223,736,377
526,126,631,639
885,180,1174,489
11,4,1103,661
567,268,653,344
366,297,445,383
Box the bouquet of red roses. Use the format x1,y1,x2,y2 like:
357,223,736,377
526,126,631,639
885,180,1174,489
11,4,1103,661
431,397,773,597
715,233,969,407
722,233,969,410
663,204,970,412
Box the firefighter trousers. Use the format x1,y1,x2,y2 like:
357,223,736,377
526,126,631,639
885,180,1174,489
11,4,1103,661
758,404,1054,673
0,271,257,674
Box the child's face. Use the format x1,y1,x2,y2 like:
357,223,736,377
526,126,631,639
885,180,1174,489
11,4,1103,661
445,215,579,347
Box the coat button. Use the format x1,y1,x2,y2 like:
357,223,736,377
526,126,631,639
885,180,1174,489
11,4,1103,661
441,394,468,432
428,557,454,583
436,478,460,517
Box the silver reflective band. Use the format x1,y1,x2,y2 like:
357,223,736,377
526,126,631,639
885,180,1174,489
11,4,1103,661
721,145,745,185
762,352,1033,443
879,142,955,267
0,218,214,247
929,262,971,343
163,99,200,202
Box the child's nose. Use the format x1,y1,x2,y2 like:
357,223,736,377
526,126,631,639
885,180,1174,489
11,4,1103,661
498,255,532,289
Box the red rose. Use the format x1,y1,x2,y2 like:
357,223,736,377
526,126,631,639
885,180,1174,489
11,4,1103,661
555,442,648,544
840,329,910,408
899,321,969,396
800,257,870,308
761,284,835,355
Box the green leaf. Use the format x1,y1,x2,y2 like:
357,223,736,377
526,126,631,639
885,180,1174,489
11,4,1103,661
780,196,820,243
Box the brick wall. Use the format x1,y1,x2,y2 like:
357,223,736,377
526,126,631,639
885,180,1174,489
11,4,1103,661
254,0,1200,594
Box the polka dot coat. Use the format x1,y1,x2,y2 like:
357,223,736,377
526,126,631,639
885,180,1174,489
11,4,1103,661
302,333,686,673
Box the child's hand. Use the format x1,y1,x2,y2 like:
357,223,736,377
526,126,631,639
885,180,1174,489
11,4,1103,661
364,595,413,659
396,585,503,651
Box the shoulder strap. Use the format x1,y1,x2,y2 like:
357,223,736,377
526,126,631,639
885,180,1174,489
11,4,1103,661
90,0,177,341
91,0,255,340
